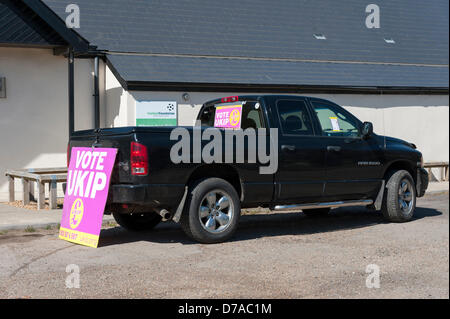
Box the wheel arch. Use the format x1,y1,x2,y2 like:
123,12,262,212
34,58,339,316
186,164,244,201
383,160,416,184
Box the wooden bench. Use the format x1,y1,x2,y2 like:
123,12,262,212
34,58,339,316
424,162,449,182
5,167,67,210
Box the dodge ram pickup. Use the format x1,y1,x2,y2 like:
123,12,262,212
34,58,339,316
68,95,429,243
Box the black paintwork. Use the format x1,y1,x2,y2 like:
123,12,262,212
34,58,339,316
69,95,428,213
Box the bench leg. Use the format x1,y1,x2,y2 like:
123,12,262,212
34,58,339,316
8,175,14,202
49,181,57,210
22,178,30,205
29,181,35,202
37,182,45,210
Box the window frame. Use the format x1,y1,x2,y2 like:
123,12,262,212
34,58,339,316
309,98,363,139
275,98,317,137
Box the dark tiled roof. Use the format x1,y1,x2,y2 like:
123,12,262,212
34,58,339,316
42,0,449,65
41,0,449,89
0,0,65,46
108,53,449,89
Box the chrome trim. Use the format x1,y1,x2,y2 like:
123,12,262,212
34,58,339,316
398,178,415,216
274,199,373,211
198,190,234,234
157,208,172,221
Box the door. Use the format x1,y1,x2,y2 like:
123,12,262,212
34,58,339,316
274,98,326,202
309,99,384,200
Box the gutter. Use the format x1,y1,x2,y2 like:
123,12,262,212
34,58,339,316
124,81,449,95
94,56,100,129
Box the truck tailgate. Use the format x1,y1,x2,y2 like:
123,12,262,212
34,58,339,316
69,128,135,185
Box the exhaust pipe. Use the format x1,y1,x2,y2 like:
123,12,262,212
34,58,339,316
156,209,172,221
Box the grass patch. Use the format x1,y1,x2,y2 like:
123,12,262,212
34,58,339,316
24,226,36,233
105,221,118,228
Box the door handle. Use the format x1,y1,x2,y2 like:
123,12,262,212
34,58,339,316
281,145,296,152
327,146,342,152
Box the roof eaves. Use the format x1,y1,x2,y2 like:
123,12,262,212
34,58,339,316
22,0,90,52
105,57,129,91
125,81,449,95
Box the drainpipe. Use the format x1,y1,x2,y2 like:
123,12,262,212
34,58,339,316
68,48,75,137
94,56,100,129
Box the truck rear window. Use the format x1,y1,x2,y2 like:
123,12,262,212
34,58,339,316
198,101,265,129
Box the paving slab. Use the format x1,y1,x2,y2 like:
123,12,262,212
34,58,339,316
427,181,449,194
0,204,114,231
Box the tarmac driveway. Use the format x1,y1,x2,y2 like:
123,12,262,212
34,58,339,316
0,193,448,299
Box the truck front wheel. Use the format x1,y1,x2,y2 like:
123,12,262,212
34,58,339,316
180,178,241,244
382,170,417,222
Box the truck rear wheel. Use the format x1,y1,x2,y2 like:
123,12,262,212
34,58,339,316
180,178,241,244
112,211,162,231
382,170,416,222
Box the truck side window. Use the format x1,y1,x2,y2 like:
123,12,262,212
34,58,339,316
276,100,314,135
311,101,360,137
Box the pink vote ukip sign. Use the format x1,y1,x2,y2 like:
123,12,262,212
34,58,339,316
214,104,243,129
59,147,117,248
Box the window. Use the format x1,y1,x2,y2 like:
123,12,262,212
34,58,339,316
199,102,265,129
276,100,314,135
313,33,327,40
199,105,216,127
311,101,360,137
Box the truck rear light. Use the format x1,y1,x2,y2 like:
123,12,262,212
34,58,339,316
221,96,239,103
130,142,148,175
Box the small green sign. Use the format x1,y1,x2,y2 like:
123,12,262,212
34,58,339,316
136,101,177,126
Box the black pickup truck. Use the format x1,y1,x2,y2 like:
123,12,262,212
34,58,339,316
69,95,428,243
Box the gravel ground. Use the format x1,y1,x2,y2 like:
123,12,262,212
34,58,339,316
2,198,65,210
0,193,448,299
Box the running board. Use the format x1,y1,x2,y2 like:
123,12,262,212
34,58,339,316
273,199,373,211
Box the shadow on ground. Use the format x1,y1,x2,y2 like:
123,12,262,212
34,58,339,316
98,205,442,247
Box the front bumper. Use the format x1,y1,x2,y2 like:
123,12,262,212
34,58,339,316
416,168,429,197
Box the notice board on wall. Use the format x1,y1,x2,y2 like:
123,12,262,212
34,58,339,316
135,101,177,126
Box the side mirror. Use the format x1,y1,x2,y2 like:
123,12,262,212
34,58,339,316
362,122,373,138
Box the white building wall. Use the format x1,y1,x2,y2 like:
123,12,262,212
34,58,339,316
104,65,135,127
0,47,95,201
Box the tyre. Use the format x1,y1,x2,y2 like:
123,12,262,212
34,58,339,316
180,178,241,244
112,211,162,231
302,208,331,217
382,170,416,222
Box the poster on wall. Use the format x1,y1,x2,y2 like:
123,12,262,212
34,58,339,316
135,101,177,126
